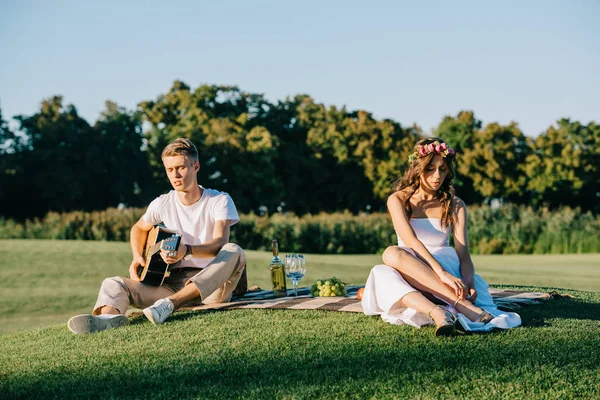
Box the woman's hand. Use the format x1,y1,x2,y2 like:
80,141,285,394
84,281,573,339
464,278,478,302
438,271,467,300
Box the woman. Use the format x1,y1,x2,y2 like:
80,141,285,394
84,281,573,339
361,137,521,336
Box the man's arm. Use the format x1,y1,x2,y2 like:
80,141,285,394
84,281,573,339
129,217,155,280
190,219,231,257
161,219,232,264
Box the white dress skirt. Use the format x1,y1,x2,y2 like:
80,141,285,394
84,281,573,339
361,218,521,332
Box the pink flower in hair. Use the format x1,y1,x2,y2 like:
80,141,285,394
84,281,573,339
407,140,455,163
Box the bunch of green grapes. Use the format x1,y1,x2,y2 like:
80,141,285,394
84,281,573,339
310,277,347,297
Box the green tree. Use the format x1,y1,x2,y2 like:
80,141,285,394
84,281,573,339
7,97,110,218
581,121,600,213
15,97,92,217
10,82,594,219
524,119,600,212
93,101,153,207
254,95,346,215
139,84,416,215
0,107,14,151
299,97,419,210
336,111,418,202
435,111,483,204
435,110,481,153
0,108,21,218
459,121,530,202
138,81,283,213
296,97,377,213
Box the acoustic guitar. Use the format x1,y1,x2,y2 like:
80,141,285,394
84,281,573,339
138,225,182,286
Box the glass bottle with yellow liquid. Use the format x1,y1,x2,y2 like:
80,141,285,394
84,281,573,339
269,239,287,297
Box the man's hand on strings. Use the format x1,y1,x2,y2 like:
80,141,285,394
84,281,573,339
129,255,145,281
160,241,186,264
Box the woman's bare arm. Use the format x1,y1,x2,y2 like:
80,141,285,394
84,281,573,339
453,197,478,301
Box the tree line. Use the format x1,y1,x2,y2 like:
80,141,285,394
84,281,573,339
1,80,598,220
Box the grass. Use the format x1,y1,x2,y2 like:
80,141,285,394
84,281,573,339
1,240,599,399
1,240,599,335
2,289,599,399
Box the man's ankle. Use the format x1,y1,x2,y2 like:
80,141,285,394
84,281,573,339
98,305,120,315
97,314,121,319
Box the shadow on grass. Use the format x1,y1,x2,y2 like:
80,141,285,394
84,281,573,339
128,290,599,333
518,296,600,327
128,309,224,325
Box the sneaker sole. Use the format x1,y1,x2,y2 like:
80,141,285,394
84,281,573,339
67,314,129,334
143,308,160,325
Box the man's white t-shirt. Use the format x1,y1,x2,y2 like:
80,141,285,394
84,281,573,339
142,185,240,269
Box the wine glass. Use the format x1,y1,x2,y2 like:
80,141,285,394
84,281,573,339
284,254,306,296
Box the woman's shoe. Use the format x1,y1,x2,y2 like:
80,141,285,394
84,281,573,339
453,299,494,324
428,305,456,337
477,311,494,324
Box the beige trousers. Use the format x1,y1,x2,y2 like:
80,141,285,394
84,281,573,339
93,243,246,315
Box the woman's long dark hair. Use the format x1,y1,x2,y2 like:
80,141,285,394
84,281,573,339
393,137,456,228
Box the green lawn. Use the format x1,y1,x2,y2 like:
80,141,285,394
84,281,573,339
1,241,600,399
1,239,599,336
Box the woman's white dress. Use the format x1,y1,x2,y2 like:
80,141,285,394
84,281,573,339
361,218,521,332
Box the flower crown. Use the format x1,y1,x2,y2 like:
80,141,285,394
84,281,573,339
408,141,455,164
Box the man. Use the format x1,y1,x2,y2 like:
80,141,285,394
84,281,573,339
68,138,246,334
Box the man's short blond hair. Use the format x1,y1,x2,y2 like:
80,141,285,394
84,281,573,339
161,138,199,162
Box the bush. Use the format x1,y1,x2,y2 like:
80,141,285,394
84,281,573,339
0,206,597,254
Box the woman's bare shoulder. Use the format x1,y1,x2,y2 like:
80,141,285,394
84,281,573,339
389,189,411,202
451,196,467,213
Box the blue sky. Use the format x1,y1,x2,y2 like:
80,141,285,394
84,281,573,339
1,0,598,136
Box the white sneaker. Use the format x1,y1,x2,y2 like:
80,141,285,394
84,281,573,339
143,298,175,325
67,314,129,334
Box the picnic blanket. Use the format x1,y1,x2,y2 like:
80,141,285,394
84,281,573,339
175,286,564,313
